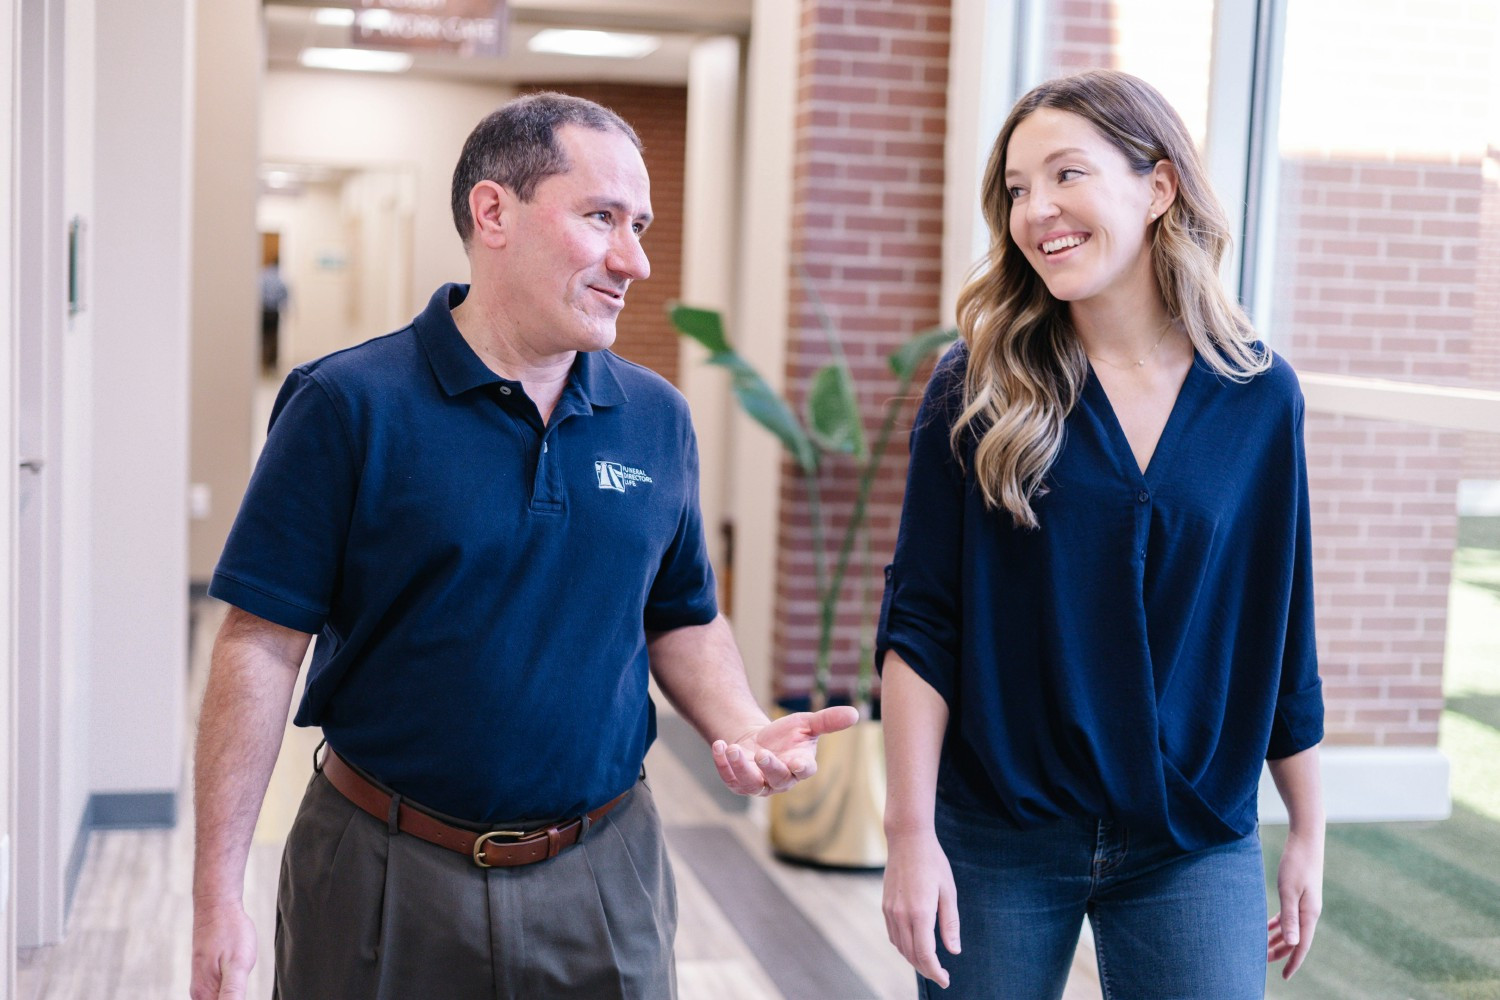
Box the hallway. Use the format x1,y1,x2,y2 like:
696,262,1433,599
16,597,1103,1000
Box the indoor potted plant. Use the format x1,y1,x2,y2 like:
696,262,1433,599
670,294,955,867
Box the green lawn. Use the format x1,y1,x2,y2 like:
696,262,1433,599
1265,521,1500,999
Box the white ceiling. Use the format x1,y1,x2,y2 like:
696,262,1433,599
264,0,753,86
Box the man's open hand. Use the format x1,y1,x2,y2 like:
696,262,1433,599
710,705,860,796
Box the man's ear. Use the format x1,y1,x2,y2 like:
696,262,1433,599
468,180,513,250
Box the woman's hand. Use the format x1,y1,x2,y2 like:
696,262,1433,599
1266,826,1324,978
883,827,961,989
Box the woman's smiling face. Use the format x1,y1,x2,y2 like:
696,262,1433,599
1004,107,1168,308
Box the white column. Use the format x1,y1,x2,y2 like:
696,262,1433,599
680,35,741,631
727,0,799,702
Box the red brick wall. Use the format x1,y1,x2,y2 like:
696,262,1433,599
774,0,952,698
520,83,686,386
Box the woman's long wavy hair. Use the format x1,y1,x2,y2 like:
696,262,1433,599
953,70,1268,529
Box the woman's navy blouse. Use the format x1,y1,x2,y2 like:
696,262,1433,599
877,343,1323,851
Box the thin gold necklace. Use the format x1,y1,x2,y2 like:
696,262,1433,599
1087,320,1174,371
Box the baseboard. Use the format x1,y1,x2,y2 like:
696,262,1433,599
1258,747,1450,823
88,791,178,830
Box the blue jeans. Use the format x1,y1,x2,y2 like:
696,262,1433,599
920,795,1267,1000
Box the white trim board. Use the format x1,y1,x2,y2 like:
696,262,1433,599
1300,371,1500,435
1258,747,1451,824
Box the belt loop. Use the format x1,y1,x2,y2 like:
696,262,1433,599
312,738,328,774
578,814,592,842
387,793,402,835
546,828,562,860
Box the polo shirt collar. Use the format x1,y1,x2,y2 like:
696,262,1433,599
415,283,628,409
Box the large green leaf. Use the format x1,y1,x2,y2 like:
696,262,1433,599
667,302,732,355
732,367,818,472
889,325,959,381
806,363,866,460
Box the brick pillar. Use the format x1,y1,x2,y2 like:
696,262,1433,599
773,0,952,700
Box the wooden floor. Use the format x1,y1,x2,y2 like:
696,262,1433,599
17,598,1103,999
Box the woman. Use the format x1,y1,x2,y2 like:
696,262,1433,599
878,70,1325,999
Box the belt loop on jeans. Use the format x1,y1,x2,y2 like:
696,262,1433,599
387,793,402,835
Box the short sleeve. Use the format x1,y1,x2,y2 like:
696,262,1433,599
1267,390,1324,759
643,415,719,631
875,346,968,705
208,369,360,634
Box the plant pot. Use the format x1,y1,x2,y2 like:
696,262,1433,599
769,717,886,869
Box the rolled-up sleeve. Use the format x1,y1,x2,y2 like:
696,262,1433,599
876,347,969,706
1267,394,1324,759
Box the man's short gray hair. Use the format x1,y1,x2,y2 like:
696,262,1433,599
450,92,642,246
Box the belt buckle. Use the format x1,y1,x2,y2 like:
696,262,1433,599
472,828,527,868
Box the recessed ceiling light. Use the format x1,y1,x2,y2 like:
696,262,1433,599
313,8,356,26
299,47,413,73
527,29,659,59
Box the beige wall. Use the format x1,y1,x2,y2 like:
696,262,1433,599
188,0,261,580
261,69,513,316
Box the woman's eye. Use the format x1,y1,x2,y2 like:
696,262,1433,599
1007,186,1026,199
1059,168,1083,182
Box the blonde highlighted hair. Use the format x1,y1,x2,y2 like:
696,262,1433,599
953,69,1268,529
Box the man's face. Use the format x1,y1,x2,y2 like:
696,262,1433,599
502,125,653,355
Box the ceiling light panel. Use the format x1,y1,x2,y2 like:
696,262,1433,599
526,29,660,59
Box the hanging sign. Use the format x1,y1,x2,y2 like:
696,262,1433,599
349,0,507,58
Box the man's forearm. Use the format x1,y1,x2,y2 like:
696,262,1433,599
647,614,769,744
193,608,309,903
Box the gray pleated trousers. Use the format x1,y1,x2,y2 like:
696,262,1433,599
273,770,677,999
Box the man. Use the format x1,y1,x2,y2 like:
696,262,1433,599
190,93,856,999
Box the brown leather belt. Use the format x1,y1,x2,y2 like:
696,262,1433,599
320,748,628,868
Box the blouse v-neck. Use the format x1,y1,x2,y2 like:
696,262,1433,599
1083,356,1202,482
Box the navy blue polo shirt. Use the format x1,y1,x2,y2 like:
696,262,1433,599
210,283,718,824
877,343,1323,851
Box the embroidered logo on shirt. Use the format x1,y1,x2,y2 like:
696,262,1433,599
595,461,653,492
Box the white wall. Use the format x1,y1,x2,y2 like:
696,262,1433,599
261,69,514,311
87,0,191,796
